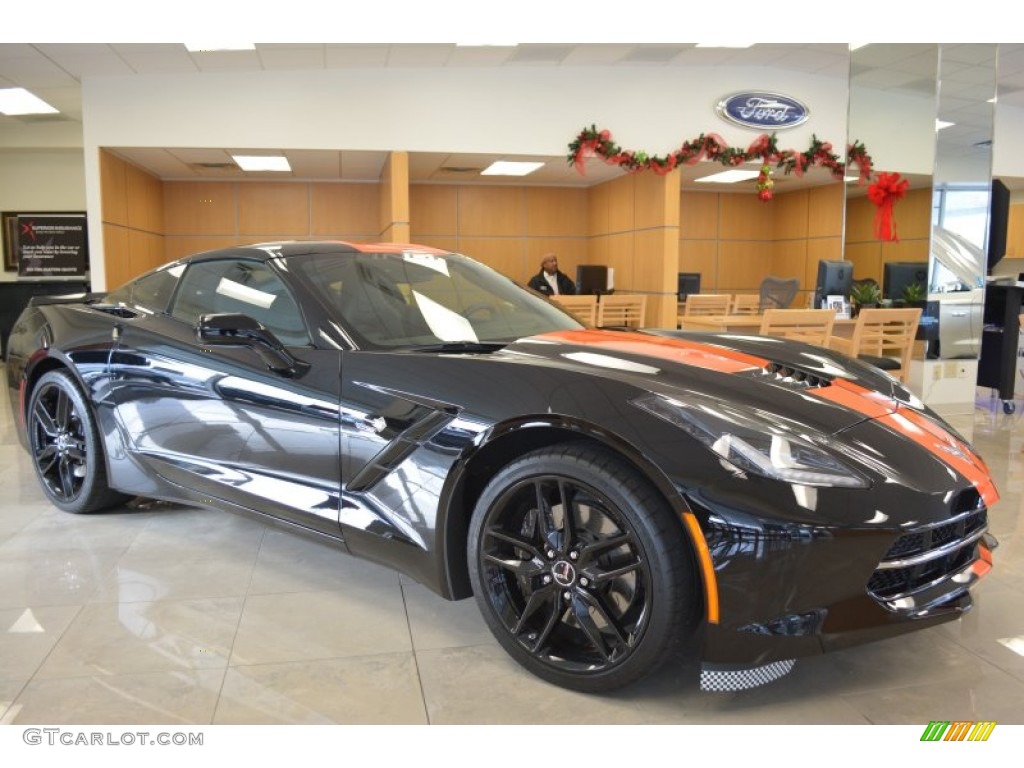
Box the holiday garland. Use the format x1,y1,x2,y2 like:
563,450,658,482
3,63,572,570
568,125,874,203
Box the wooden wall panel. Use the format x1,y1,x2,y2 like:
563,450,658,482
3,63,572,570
163,182,236,236
457,237,526,283
605,177,635,235
771,239,809,288
773,190,809,241
1007,203,1024,258
100,150,128,227
882,239,929,264
457,187,522,237
525,187,588,236
896,189,932,240
310,183,380,237
410,185,458,237
679,192,719,240
102,224,130,289
845,195,876,243
844,241,883,284
597,232,635,291
588,183,612,237
126,163,163,234
718,194,773,240
716,241,774,292
806,237,843,271
679,240,718,292
237,183,309,236
634,170,679,231
807,184,845,238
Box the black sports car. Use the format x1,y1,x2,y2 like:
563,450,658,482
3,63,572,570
4,241,998,693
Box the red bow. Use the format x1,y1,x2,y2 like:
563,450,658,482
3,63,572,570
867,171,909,242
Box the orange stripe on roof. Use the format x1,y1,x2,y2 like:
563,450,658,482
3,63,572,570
536,330,767,374
348,242,450,254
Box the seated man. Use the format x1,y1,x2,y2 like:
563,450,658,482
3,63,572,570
527,254,576,296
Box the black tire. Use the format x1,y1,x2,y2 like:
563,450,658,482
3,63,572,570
468,442,697,692
27,370,127,514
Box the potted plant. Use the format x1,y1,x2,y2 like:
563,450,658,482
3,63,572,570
901,281,927,307
849,281,881,316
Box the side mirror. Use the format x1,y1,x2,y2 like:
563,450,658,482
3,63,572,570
197,313,306,377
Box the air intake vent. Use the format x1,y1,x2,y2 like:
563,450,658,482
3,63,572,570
749,361,833,389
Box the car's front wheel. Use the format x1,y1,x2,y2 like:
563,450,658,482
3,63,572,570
27,370,127,514
468,443,697,692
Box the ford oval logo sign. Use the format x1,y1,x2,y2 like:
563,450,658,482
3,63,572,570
716,92,810,130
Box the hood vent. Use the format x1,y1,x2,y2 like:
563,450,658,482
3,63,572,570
748,361,833,390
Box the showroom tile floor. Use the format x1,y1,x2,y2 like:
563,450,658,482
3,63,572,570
1,372,1023,726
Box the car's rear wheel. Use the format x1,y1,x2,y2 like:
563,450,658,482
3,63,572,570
28,370,127,514
468,443,697,692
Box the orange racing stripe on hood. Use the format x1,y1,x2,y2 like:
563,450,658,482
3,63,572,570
812,379,998,507
535,330,767,374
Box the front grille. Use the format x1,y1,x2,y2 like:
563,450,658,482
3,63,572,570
867,505,987,602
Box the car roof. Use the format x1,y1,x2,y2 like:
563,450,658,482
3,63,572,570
182,240,452,264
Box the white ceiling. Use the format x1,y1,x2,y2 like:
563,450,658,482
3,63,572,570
2,42,1023,192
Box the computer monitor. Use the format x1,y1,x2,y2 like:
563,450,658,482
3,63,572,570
813,260,853,309
677,272,701,301
576,265,611,295
883,262,928,301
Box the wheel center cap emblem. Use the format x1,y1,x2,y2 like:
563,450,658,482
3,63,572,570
552,560,576,587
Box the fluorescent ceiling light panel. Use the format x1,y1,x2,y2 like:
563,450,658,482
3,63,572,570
695,169,761,184
849,43,871,50
0,88,59,116
184,43,256,52
936,119,955,130
481,161,544,176
232,155,291,172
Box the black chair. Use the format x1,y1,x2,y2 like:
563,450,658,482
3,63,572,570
758,276,800,312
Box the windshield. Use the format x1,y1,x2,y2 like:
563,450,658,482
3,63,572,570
289,249,583,349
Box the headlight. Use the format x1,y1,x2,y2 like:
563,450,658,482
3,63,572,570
633,393,869,488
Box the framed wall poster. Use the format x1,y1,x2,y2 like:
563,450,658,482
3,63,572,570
2,212,89,277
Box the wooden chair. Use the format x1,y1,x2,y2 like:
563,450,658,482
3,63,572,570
731,294,761,315
597,294,647,329
759,309,835,347
682,294,731,316
550,294,597,326
829,307,921,382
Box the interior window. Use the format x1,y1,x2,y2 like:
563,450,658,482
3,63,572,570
170,259,310,346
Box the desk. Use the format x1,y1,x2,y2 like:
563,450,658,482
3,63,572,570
679,313,857,337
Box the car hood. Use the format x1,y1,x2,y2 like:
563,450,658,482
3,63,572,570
497,328,922,439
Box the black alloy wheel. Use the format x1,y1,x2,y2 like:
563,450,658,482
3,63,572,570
469,443,696,692
28,370,126,514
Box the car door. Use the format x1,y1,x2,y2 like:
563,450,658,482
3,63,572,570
107,257,343,536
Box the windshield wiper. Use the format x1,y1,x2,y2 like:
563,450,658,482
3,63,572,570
406,341,508,354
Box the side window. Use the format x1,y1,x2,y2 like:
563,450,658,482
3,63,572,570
170,260,310,346
106,264,183,312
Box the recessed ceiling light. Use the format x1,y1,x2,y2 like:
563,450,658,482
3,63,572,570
232,155,291,172
849,43,872,50
695,169,761,184
843,176,861,183
0,87,59,116
695,43,755,49
936,119,955,131
481,161,544,176
184,44,256,52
